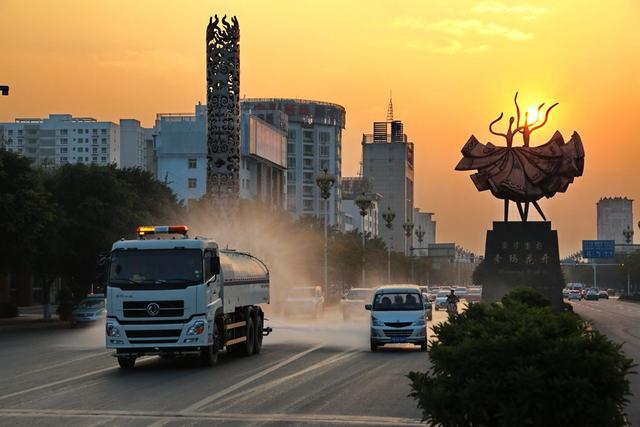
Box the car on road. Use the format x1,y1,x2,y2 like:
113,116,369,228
435,290,451,310
568,290,582,301
366,285,428,352
284,286,325,318
562,288,570,299
585,289,599,301
598,290,609,299
71,294,106,326
607,288,616,296
455,287,468,299
341,288,374,321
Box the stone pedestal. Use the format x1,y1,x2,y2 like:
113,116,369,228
481,221,564,308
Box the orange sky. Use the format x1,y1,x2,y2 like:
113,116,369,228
1,0,638,255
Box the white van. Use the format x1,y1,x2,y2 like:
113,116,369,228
365,285,428,352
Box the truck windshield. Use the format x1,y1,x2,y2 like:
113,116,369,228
373,293,423,311
109,249,203,286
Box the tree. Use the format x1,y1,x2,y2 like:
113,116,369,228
408,288,635,427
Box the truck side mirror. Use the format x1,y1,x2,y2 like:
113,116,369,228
365,304,372,311
211,256,221,275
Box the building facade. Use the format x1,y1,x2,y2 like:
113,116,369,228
413,208,436,256
119,119,154,170
241,99,346,228
597,197,634,244
0,114,119,168
362,119,414,254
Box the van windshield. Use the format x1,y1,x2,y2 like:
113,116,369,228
373,292,423,311
109,249,202,285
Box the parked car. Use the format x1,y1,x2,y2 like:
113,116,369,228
607,288,616,296
284,286,325,318
455,287,468,299
341,288,374,321
598,290,609,299
71,294,106,327
562,288,570,299
585,289,599,301
568,290,582,301
366,285,428,352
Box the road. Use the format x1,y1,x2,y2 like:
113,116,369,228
0,307,438,427
570,298,640,426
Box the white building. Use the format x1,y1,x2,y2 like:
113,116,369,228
413,209,436,256
154,104,287,206
362,119,414,254
0,114,119,168
241,99,346,228
120,119,154,170
597,197,634,244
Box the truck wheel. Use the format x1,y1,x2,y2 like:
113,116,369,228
240,317,255,356
370,340,378,352
117,356,136,369
253,315,263,354
200,344,218,367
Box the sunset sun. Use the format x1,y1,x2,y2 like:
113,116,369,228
526,106,539,124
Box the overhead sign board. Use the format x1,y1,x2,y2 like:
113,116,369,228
582,240,615,259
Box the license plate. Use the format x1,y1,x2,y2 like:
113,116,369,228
391,336,406,343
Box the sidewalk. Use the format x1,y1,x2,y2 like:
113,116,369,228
0,305,68,333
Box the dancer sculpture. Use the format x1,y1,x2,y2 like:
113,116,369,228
455,93,584,221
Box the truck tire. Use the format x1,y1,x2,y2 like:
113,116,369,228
370,340,378,352
200,344,218,367
117,356,136,369
239,316,256,357
253,314,263,354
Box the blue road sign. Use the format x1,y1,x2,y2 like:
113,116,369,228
582,240,615,259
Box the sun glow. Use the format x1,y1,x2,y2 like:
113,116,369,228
526,106,539,124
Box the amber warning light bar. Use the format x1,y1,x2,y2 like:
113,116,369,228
136,225,190,238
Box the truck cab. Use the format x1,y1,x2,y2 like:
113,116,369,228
106,225,270,368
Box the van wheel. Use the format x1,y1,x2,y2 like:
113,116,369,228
117,357,136,369
253,315,263,354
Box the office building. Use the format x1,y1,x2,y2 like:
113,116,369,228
362,117,414,254
241,99,346,228
0,114,119,168
119,119,154,170
597,197,634,244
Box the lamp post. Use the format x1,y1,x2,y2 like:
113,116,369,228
316,168,335,297
381,207,396,284
403,221,414,282
623,226,634,245
355,192,373,287
414,226,426,284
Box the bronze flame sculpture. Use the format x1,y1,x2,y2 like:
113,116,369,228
455,93,584,221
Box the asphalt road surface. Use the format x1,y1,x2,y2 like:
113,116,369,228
0,307,436,427
570,298,640,426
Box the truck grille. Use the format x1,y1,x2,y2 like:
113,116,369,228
384,322,411,328
383,329,413,337
123,300,184,318
125,329,182,338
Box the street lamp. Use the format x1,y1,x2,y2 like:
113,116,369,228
355,192,373,287
315,168,335,297
403,221,414,283
623,226,634,245
414,225,426,284
381,207,395,284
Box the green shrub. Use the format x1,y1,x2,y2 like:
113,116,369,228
0,302,18,318
408,289,635,427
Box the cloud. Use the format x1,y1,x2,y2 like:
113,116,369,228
471,1,548,15
392,16,533,41
405,38,490,55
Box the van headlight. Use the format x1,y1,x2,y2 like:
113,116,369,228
106,322,120,337
372,317,384,327
186,320,206,336
412,317,426,326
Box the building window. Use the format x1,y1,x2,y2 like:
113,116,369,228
303,185,314,196
287,185,296,196
303,158,313,170
287,130,296,140
320,159,329,171
303,144,314,156
92,156,98,163
92,138,98,145
303,130,313,142
303,199,314,211
188,158,197,169
188,178,197,189
101,156,107,163
303,172,313,184
319,132,330,143
60,147,68,154
287,157,296,169
287,171,295,182
101,138,107,143
320,144,329,157
287,143,295,154
92,129,98,135
101,147,107,153
60,129,67,136
101,129,107,135
60,138,68,144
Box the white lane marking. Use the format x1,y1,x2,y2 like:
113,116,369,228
0,408,423,426
8,352,108,380
180,343,324,413
0,357,152,403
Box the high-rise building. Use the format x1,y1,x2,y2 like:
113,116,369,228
0,114,119,168
597,197,634,244
413,208,436,256
362,117,414,254
154,104,287,207
240,99,346,227
119,119,154,170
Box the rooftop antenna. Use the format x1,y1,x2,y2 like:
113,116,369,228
386,90,394,122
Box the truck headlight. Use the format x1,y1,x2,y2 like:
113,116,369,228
372,317,384,327
412,317,426,326
186,320,206,336
106,322,120,337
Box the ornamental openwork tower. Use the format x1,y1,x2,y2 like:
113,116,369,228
206,15,240,200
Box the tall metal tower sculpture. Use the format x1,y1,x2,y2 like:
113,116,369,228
206,15,240,200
